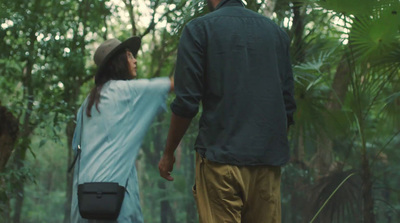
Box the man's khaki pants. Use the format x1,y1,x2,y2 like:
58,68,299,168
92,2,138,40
193,153,281,223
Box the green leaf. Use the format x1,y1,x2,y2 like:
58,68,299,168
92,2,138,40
38,139,47,148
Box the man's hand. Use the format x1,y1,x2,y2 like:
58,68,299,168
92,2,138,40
158,153,176,181
158,113,192,181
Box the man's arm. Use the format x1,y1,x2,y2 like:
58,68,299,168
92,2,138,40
158,113,192,181
169,75,174,92
159,22,204,181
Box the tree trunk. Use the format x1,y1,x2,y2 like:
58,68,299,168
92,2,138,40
291,1,306,63
289,1,306,164
313,53,352,177
159,180,176,223
12,36,36,222
0,104,19,222
122,0,137,36
12,88,34,223
12,120,32,222
327,54,352,110
0,105,19,172
292,126,305,165
357,113,375,223
313,134,334,177
362,158,375,223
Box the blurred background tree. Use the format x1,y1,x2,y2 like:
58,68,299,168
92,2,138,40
0,0,398,222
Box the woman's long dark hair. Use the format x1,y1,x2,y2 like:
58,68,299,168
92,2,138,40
86,50,133,117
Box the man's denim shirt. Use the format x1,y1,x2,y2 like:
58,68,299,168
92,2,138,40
171,0,296,166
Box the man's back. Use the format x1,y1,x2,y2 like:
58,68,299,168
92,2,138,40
171,0,296,166
160,1,296,222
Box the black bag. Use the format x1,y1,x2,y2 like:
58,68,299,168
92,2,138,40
68,107,128,221
78,182,125,220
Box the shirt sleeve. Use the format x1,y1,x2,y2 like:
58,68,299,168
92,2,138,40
141,77,171,113
144,77,171,96
170,22,205,118
278,29,296,127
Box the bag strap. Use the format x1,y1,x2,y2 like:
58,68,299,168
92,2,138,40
67,145,81,173
68,107,84,173
67,105,129,189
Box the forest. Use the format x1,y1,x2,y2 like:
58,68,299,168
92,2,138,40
0,0,399,222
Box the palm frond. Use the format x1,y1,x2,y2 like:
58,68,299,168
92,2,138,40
293,46,354,138
349,0,400,62
307,170,362,223
379,91,400,130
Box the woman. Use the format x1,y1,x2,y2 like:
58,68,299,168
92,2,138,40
70,37,173,222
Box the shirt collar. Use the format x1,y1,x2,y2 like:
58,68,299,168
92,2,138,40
215,0,245,10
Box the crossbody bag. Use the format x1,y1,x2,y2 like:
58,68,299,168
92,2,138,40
68,107,127,220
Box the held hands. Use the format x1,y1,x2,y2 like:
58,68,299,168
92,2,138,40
158,153,176,181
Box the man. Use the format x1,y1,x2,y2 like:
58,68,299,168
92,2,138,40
158,0,296,222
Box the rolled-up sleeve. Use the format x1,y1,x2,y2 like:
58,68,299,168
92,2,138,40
170,22,205,118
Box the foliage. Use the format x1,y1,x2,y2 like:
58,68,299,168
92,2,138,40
0,0,399,222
